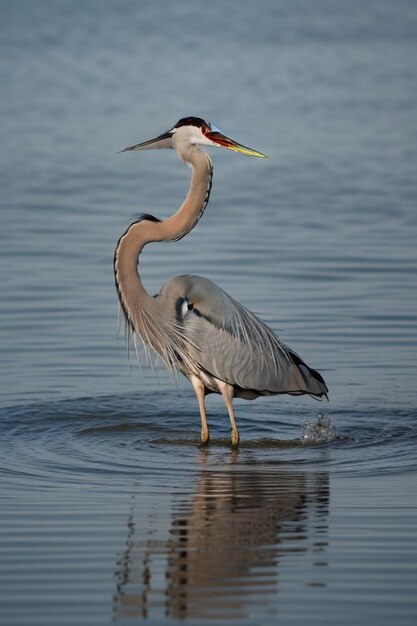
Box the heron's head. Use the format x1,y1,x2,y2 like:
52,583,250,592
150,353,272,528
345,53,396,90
121,116,267,158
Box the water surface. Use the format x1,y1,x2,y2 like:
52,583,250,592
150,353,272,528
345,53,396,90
1,1,417,624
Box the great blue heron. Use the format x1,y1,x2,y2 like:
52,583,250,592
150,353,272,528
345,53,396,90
115,116,328,445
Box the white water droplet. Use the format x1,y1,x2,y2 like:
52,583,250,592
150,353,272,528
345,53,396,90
300,412,336,445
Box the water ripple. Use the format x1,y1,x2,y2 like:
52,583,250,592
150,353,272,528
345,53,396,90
1,393,417,493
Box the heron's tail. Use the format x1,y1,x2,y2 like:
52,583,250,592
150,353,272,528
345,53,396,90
288,350,329,399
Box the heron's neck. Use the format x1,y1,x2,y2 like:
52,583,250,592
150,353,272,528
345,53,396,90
114,146,213,326
157,145,213,243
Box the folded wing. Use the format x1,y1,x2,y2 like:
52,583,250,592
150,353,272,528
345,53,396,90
158,274,328,398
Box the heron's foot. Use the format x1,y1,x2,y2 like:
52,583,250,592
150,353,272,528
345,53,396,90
230,428,239,447
200,429,210,445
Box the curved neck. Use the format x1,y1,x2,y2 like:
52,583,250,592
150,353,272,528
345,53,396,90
114,146,213,329
157,145,213,243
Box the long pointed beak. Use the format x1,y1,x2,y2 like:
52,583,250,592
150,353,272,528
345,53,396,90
205,130,267,158
119,130,173,153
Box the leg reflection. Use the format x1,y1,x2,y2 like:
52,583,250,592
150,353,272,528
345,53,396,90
113,456,329,622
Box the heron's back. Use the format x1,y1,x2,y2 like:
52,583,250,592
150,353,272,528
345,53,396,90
157,274,328,399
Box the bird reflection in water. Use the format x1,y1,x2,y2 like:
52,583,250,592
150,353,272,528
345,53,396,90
113,452,329,622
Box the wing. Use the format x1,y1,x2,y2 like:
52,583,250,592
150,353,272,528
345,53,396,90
158,275,328,397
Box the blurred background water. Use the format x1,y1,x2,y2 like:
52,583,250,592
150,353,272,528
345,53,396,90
1,1,417,625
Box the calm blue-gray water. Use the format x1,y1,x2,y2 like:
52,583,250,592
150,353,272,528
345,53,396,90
1,1,417,624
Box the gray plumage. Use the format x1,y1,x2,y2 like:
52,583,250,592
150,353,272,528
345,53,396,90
115,117,328,445
157,274,327,399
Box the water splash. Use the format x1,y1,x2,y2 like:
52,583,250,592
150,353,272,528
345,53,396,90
300,412,336,445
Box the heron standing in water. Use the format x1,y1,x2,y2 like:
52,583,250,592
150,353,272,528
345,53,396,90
114,117,328,445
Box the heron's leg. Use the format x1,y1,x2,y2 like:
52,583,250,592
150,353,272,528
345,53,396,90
190,375,209,444
217,380,239,446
